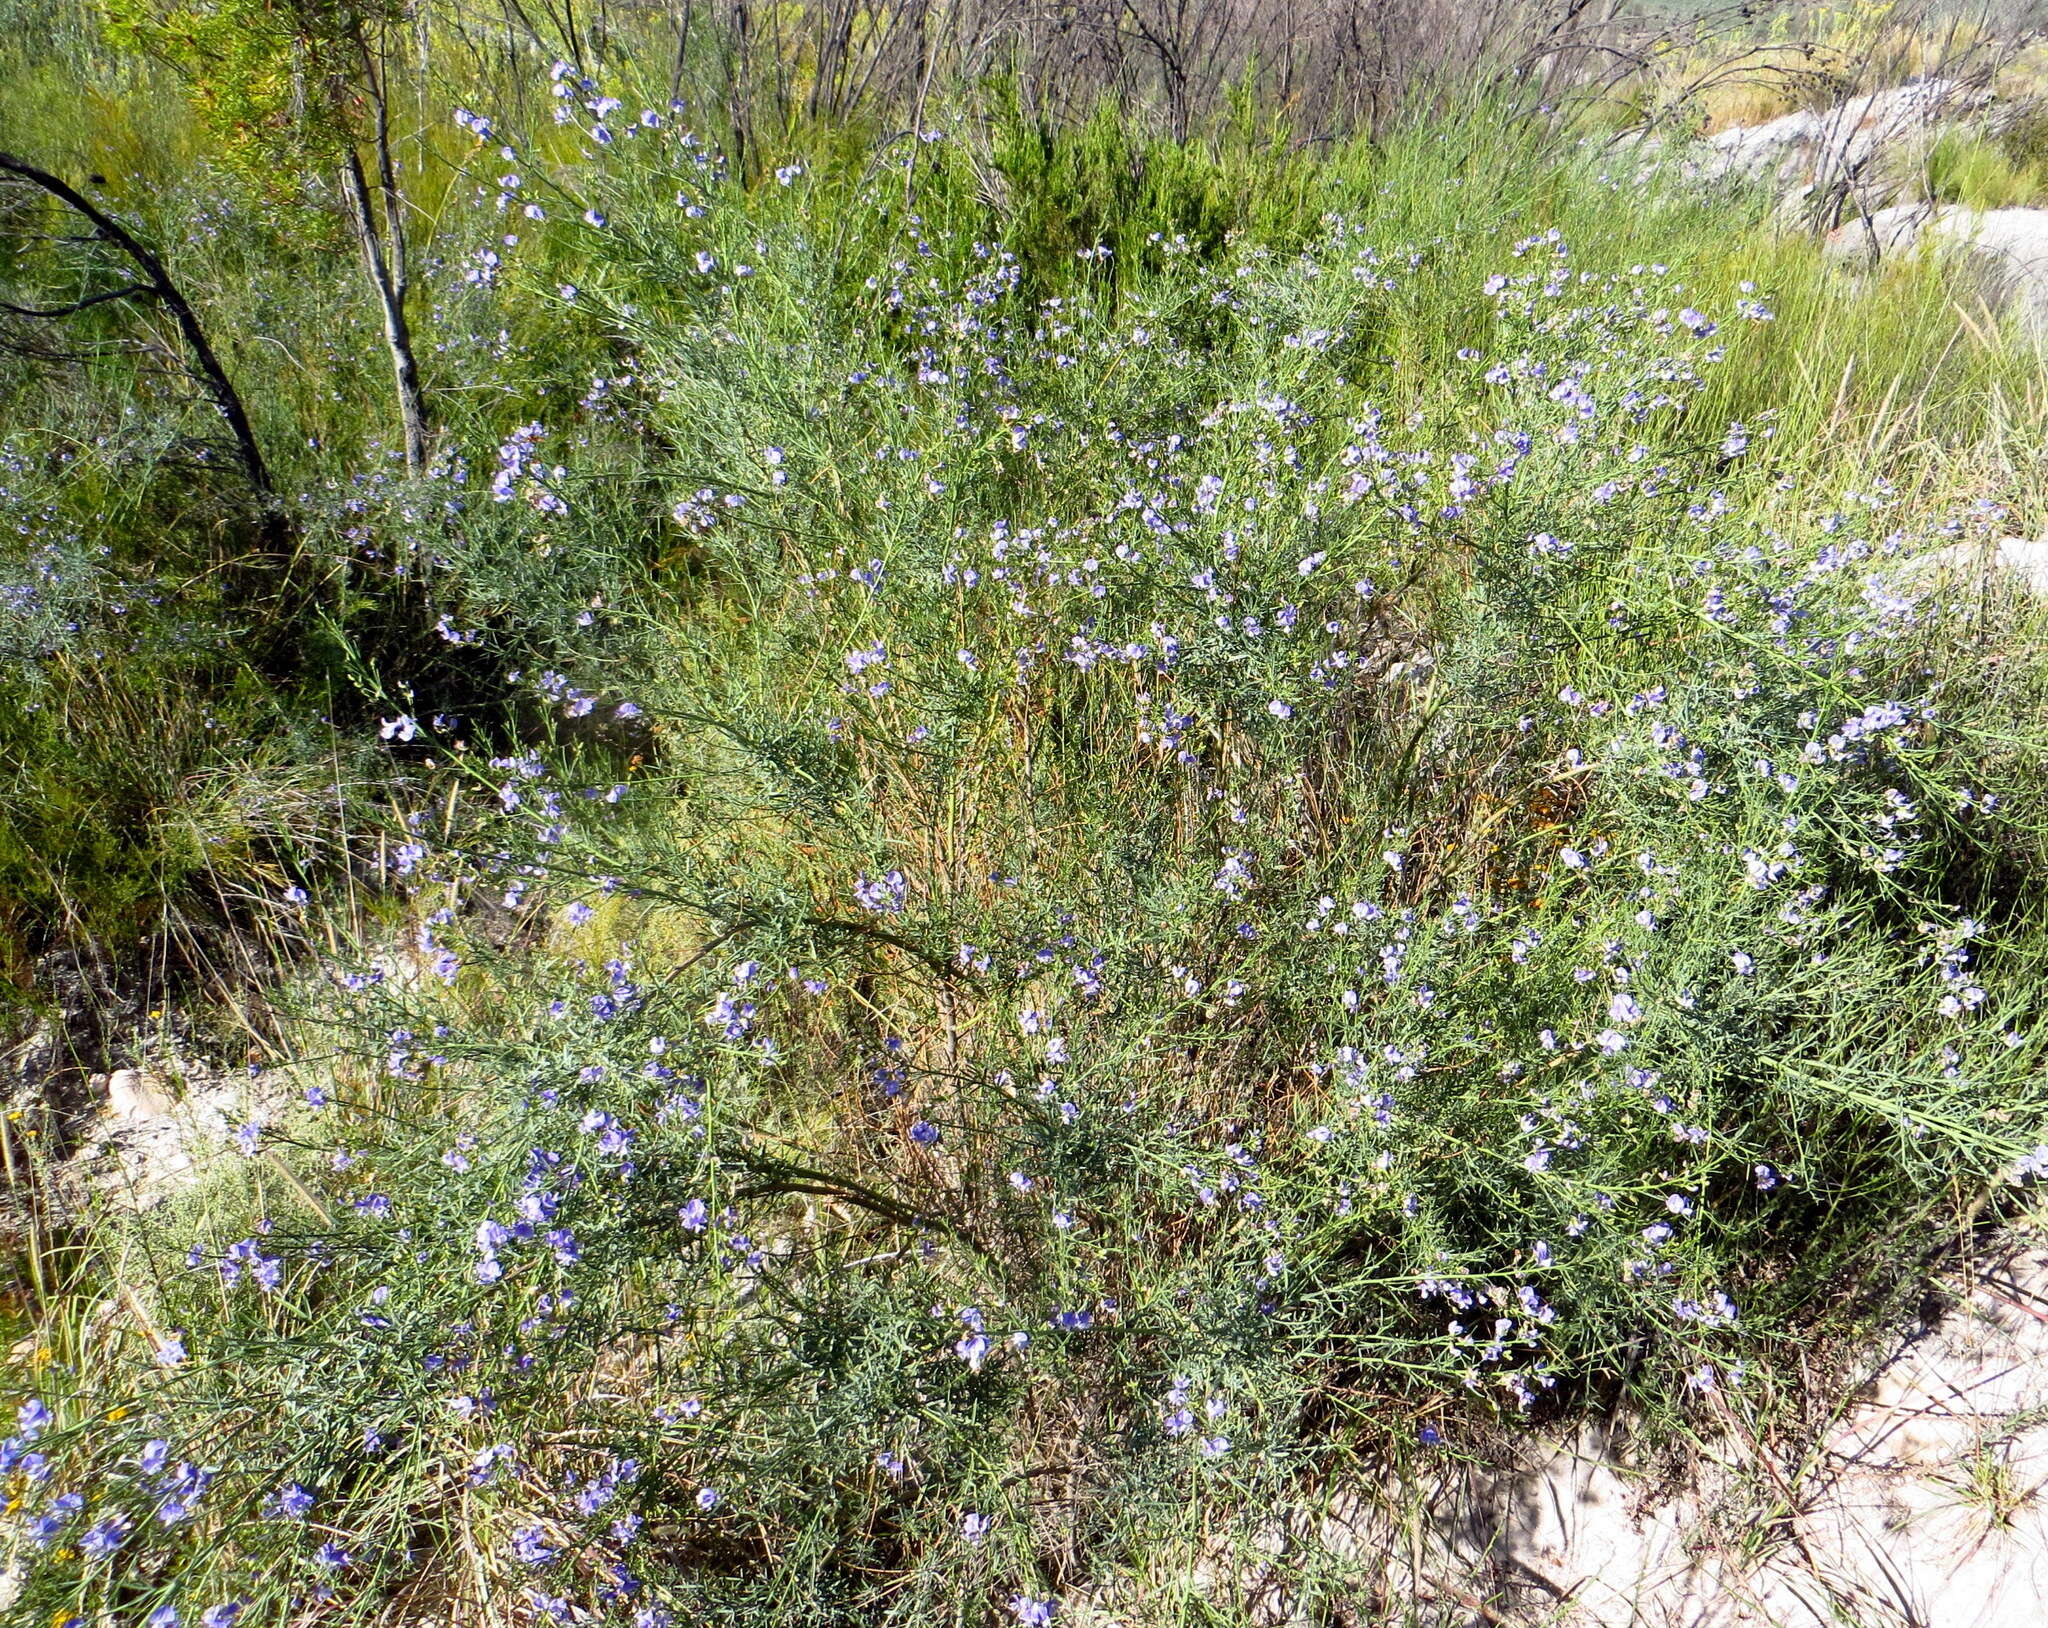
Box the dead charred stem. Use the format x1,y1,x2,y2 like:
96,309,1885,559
0,150,283,546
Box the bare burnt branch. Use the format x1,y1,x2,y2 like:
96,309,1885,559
0,283,155,319
0,151,281,535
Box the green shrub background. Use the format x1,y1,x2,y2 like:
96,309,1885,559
6,6,2048,1624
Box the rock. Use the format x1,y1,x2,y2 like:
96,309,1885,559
1904,534,2048,594
1491,1239,2048,1625
59,1062,247,1212
1827,202,2048,331
104,1066,178,1122
1694,78,1993,195
1155,1231,2048,1625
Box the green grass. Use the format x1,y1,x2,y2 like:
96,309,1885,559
1922,126,2048,209
6,11,2048,1627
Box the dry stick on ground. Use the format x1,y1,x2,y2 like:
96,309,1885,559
0,151,282,547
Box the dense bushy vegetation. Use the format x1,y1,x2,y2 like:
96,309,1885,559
7,4,2048,1624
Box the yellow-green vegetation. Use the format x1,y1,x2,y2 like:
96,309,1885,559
6,4,2048,1626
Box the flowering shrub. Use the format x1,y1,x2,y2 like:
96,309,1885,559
8,57,2048,1628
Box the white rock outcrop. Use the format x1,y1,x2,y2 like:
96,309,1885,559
68,1064,247,1209
1691,78,1994,194
1906,533,2048,594
1491,1241,2048,1626
1177,1234,2048,1626
1827,203,2048,332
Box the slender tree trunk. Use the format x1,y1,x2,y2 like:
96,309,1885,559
370,80,411,341
342,146,428,475
669,0,695,104
561,0,585,74
726,1,752,182
905,0,952,206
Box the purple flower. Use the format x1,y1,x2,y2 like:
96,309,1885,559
909,1120,941,1147
201,1606,243,1628
510,1525,558,1565
79,1515,131,1557
154,1461,215,1524
219,1238,280,1289
264,1482,315,1519
1008,1597,1057,1626
679,1198,710,1233
696,1486,720,1511
23,1517,70,1552
468,1444,515,1486
853,870,907,913
545,1227,582,1264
